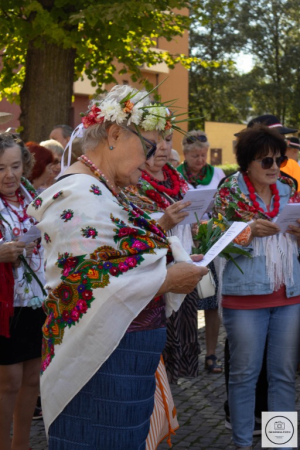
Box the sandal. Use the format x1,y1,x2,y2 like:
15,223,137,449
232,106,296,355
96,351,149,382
205,354,223,374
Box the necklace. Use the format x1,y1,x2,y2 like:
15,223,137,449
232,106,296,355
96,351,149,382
78,155,120,197
243,173,280,218
0,189,33,236
142,164,183,197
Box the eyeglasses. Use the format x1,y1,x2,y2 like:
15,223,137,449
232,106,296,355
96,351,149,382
128,129,157,160
253,155,288,169
186,135,207,144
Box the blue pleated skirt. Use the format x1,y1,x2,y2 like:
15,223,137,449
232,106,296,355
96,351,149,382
48,327,166,450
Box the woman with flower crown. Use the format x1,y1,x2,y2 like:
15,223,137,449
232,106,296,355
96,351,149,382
125,131,202,384
213,125,300,450
27,85,208,450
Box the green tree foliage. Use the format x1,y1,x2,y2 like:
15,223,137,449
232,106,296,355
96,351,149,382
0,0,192,141
190,0,300,129
237,0,300,126
189,0,248,130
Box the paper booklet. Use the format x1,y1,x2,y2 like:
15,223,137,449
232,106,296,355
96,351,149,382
19,225,41,244
193,221,248,267
273,203,300,233
180,188,217,225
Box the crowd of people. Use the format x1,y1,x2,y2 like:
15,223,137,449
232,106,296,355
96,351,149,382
0,84,300,450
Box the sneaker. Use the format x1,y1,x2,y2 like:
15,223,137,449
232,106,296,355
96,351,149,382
225,416,261,436
225,415,232,430
253,420,261,436
32,406,43,420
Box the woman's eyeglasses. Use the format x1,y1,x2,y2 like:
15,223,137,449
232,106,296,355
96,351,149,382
128,129,157,160
253,155,288,170
186,135,207,144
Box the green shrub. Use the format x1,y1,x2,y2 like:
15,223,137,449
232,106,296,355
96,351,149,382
215,163,238,176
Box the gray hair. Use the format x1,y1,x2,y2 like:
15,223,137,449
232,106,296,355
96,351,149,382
182,130,210,152
82,85,151,153
40,139,64,156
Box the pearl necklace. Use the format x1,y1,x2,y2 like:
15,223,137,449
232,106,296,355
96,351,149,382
78,155,120,197
243,173,280,218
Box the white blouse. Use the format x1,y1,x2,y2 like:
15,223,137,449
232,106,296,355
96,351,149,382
0,185,45,307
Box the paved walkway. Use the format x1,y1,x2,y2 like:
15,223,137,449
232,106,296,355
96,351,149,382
29,311,299,449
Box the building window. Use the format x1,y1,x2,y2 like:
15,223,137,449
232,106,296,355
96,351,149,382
210,148,222,165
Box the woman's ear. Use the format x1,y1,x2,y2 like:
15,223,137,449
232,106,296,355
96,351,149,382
107,124,122,146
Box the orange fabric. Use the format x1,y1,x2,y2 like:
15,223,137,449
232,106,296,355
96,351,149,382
281,158,300,191
146,356,179,450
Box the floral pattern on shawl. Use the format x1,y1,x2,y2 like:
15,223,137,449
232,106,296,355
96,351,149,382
214,172,300,222
41,203,169,374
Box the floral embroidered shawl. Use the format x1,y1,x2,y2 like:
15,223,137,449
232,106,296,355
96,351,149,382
214,172,300,293
28,173,170,435
214,171,300,221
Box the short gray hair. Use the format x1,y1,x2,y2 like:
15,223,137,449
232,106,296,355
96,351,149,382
182,130,210,152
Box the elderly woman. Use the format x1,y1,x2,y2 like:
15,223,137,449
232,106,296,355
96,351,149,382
125,131,201,383
214,125,300,450
28,85,207,450
0,133,46,450
177,130,225,373
177,130,225,190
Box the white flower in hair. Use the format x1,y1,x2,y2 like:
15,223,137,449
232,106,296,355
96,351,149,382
127,103,143,126
97,100,127,124
141,105,167,131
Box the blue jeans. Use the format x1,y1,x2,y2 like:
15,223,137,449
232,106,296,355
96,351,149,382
223,304,300,449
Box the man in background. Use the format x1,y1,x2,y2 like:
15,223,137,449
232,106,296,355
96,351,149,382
49,124,73,148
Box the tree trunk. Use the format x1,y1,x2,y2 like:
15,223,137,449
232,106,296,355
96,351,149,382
20,40,76,142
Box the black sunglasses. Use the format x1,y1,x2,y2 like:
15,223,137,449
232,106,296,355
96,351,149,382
186,135,207,144
129,129,157,160
253,155,288,170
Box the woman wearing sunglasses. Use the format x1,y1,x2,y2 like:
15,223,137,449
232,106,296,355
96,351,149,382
28,85,208,450
214,125,300,450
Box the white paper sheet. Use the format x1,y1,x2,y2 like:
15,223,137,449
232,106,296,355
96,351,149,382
193,221,248,267
273,203,300,233
19,225,41,244
180,189,216,225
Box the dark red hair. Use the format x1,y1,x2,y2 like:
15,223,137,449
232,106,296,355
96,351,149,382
26,141,54,182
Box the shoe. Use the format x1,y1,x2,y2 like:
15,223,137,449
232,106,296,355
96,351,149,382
225,416,261,436
205,354,223,373
32,406,43,420
253,420,261,436
225,415,232,430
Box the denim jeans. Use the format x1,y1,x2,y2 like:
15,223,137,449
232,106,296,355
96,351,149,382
223,304,300,449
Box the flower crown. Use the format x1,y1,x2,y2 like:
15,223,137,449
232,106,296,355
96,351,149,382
81,89,173,132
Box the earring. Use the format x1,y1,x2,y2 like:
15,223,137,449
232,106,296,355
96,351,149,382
109,145,114,150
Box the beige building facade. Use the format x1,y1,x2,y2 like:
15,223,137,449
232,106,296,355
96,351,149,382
204,121,246,165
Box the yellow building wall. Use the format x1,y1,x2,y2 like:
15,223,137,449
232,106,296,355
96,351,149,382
204,121,246,165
